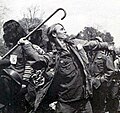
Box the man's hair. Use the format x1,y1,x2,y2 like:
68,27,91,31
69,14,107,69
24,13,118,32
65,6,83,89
3,20,27,46
47,23,64,43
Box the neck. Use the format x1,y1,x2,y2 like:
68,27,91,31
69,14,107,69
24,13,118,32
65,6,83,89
55,38,67,51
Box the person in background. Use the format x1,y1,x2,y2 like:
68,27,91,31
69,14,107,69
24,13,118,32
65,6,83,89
84,37,115,113
1,20,50,113
106,51,120,113
28,24,48,52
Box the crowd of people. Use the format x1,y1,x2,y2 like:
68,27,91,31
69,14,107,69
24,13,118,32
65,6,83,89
0,19,119,113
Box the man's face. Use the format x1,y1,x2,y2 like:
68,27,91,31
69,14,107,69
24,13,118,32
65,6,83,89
54,24,68,40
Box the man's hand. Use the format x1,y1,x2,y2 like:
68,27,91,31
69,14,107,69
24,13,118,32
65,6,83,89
18,37,30,45
0,56,2,60
108,42,115,51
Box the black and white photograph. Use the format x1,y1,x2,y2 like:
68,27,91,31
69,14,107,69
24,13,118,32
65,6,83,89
0,0,120,113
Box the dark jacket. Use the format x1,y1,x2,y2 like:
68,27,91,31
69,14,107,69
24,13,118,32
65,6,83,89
7,43,49,77
54,43,92,103
88,50,114,89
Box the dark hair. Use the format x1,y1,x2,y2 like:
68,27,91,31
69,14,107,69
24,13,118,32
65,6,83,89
3,20,27,46
29,29,42,45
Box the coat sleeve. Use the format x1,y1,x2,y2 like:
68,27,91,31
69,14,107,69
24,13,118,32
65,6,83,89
22,43,49,68
83,40,109,51
103,55,115,81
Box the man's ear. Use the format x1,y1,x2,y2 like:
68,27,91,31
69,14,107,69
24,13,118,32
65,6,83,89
52,32,57,38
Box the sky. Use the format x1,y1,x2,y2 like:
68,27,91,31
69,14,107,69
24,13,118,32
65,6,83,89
1,0,120,47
